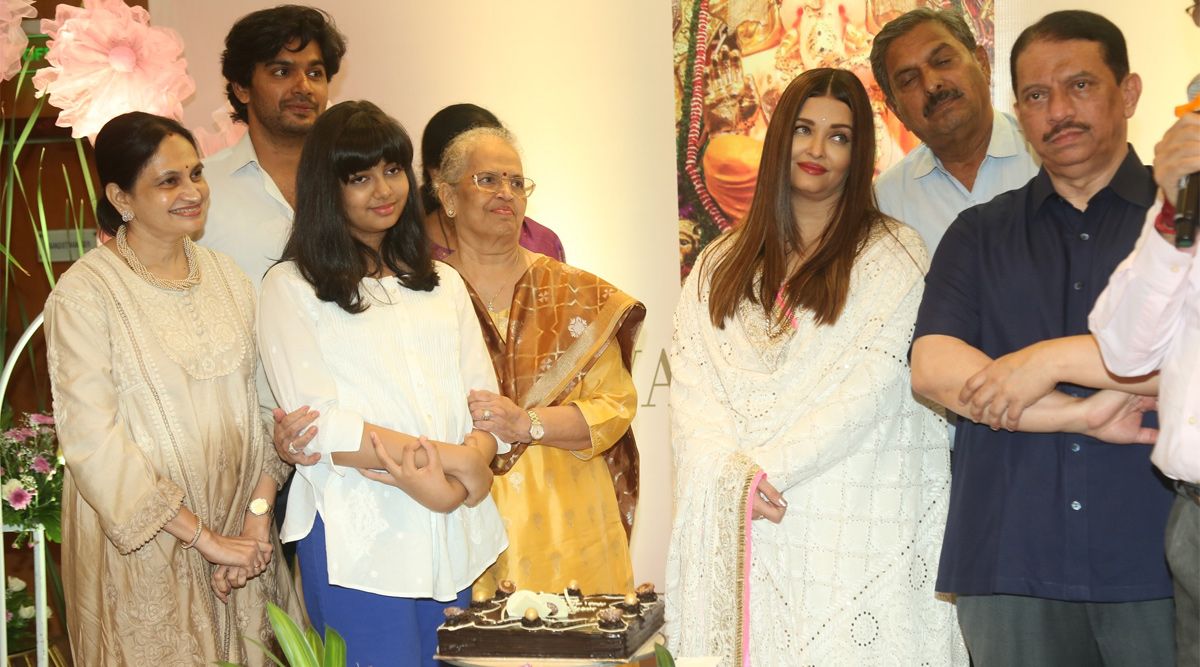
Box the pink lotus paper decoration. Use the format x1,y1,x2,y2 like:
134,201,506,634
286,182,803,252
193,102,247,158
31,0,195,142
0,0,36,82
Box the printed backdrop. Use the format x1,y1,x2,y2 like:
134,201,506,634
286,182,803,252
673,0,995,278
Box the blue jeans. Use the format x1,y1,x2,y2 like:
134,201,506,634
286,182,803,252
297,513,471,667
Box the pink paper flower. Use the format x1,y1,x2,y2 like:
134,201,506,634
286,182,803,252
30,457,51,474
31,0,196,142
192,102,247,158
6,485,33,510
0,0,35,82
28,413,54,426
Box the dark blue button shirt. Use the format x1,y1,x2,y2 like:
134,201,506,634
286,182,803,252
915,147,1174,603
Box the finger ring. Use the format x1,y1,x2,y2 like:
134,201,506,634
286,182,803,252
287,443,299,455
483,409,492,420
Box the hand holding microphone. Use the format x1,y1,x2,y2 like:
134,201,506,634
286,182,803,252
1157,75,1200,248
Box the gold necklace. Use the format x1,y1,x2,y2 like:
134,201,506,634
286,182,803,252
115,224,200,291
466,253,528,313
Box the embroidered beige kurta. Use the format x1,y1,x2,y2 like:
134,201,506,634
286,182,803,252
45,246,298,666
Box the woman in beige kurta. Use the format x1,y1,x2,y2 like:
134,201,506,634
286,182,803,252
44,112,298,666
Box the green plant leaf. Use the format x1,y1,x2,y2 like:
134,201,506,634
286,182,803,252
654,643,677,667
244,638,287,667
267,602,318,667
322,627,347,667
74,139,97,214
304,626,324,663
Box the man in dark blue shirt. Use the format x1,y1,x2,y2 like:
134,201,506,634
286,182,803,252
911,10,1175,666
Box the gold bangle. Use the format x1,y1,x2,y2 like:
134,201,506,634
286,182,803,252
182,517,203,550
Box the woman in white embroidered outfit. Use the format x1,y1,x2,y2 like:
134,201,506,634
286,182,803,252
44,112,298,666
666,69,966,665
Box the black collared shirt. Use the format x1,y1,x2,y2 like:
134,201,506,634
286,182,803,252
915,147,1175,602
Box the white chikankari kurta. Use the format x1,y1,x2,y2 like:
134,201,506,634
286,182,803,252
258,261,507,600
666,222,967,666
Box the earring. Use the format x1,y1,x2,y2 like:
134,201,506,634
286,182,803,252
120,210,134,223
445,207,455,218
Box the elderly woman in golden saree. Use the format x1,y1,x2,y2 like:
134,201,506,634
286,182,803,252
442,126,644,595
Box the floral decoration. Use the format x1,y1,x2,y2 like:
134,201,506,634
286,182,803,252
192,102,247,158
5,574,50,650
1,413,62,547
0,0,35,82
31,0,195,142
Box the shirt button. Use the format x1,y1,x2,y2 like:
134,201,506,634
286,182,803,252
1079,232,1090,241
1070,442,1081,452
1070,500,1083,511
1073,281,1084,290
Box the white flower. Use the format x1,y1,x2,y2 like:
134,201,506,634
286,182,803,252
7,576,26,592
0,478,21,497
567,316,589,338
17,605,34,619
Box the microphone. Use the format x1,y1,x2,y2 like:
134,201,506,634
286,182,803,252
1174,74,1200,248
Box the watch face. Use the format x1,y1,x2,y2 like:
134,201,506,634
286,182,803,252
249,498,270,516
530,423,545,441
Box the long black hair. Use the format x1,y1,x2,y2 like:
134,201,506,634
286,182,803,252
283,100,437,314
93,112,199,236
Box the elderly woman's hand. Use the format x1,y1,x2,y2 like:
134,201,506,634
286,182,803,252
468,390,531,444
272,406,321,466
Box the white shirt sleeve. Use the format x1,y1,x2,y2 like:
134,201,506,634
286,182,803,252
257,265,365,475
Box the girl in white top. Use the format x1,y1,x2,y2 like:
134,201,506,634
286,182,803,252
257,101,506,667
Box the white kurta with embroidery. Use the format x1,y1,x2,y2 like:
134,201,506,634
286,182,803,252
666,222,967,666
258,261,508,600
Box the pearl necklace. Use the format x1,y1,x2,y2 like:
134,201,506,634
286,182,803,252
115,225,200,291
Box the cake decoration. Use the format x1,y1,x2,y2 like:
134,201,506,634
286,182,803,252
566,579,582,598
495,579,516,600
521,608,543,628
596,606,626,630
636,582,658,603
443,606,470,627
436,585,665,661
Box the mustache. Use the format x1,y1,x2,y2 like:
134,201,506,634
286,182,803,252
1042,121,1091,143
922,88,964,118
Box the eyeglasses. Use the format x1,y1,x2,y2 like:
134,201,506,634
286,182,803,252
471,172,536,198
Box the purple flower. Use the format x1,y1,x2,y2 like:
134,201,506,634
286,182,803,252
3,427,35,441
27,414,54,426
4,611,10,622
30,457,51,474
6,485,32,510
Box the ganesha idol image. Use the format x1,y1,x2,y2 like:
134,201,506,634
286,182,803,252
682,0,989,234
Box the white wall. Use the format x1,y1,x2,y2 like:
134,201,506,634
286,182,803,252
151,0,1200,591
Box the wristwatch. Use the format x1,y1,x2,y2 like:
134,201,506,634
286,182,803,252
248,497,271,517
526,409,545,443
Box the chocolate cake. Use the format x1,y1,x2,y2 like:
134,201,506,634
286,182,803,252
436,581,665,661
